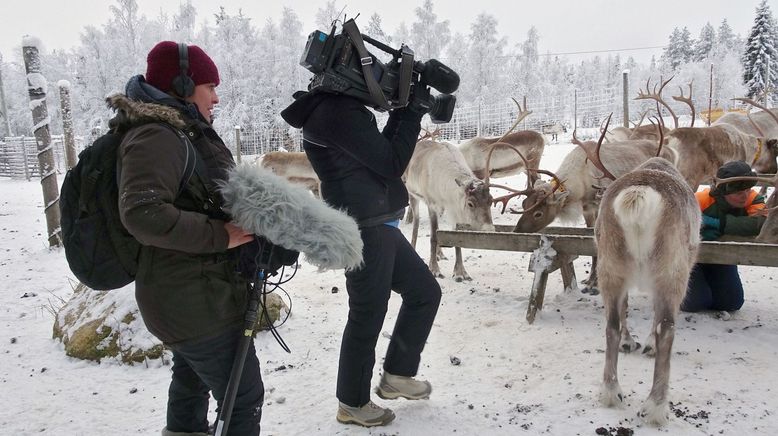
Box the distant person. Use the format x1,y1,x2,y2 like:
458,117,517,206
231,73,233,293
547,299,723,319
682,160,767,314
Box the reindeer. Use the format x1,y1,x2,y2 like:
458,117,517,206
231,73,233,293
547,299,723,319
257,151,321,197
404,139,494,281
632,79,778,189
458,98,544,181
510,116,676,290
596,156,700,426
665,97,778,190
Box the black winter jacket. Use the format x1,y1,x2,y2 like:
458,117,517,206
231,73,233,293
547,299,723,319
281,92,424,227
116,75,245,345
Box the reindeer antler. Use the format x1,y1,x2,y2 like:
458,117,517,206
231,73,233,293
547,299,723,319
418,127,442,141
574,114,617,181
631,109,650,128
672,81,696,127
483,140,564,214
636,75,679,129
648,115,665,157
732,97,778,126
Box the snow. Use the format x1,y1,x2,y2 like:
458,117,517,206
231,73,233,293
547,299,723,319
2,143,778,435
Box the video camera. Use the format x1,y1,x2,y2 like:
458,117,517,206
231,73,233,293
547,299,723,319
299,19,459,123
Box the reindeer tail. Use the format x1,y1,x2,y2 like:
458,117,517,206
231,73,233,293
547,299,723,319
613,186,663,260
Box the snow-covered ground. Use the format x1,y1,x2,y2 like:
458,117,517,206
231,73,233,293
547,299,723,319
1,142,777,436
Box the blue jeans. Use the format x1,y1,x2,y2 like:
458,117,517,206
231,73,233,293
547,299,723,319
681,263,744,312
166,327,264,435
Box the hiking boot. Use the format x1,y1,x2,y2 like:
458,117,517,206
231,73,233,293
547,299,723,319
336,400,395,427
376,372,432,400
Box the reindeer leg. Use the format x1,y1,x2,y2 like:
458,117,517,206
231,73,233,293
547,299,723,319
406,196,417,225
582,204,600,295
638,276,685,426
452,246,471,282
410,198,420,249
619,293,640,353
599,274,627,408
428,210,444,278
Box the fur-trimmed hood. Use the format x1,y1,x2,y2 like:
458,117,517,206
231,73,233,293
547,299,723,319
105,75,201,131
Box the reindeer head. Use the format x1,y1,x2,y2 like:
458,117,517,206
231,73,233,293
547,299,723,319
752,138,778,175
513,180,570,232
454,178,495,231
757,181,778,243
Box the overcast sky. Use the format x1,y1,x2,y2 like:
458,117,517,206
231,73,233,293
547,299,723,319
0,0,766,64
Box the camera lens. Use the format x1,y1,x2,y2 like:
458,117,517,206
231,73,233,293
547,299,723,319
428,94,457,124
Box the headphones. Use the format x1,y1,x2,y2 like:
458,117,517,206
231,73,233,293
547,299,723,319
171,42,195,98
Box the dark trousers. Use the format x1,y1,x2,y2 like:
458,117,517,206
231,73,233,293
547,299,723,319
337,225,442,407
166,327,264,436
681,263,745,312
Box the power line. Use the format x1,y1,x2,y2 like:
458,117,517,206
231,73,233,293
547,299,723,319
439,44,668,62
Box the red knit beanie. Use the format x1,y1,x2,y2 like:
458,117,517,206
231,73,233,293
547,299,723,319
145,41,220,93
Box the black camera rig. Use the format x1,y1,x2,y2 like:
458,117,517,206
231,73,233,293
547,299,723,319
299,19,459,123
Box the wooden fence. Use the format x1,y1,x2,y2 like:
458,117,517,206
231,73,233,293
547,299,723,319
437,225,778,324
0,135,83,179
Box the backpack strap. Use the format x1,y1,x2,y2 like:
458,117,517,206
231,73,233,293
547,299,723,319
158,124,198,196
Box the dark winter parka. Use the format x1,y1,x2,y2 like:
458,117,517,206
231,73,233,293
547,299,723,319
115,75,245,345
280,92,424,227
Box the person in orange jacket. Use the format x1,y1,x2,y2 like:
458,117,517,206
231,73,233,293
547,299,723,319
682,161,768,313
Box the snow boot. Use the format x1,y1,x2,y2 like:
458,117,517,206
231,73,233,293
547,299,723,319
336,400,395,427
375,372,432,400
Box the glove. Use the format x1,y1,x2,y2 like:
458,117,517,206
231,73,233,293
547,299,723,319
701,215,720,229
700,226,722,241
406,84,432,115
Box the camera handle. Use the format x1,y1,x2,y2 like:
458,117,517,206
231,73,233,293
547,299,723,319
342,19,413,109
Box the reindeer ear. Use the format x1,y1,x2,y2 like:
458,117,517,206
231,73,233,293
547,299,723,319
767,138,778,151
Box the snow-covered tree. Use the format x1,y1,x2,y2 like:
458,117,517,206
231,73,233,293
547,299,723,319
364,13,391,45
315,1,342,32
694,23,716,62
409,0,451,60
456,13,507,105
742,0,778,101
663,27,695,70
717,19,737,52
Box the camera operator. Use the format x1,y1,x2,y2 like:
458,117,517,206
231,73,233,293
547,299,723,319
282,61,442,428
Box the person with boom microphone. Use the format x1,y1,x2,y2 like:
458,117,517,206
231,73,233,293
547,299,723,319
281,22,454,427
115,41,262,435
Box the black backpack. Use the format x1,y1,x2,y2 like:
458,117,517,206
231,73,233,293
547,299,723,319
59,124,198,290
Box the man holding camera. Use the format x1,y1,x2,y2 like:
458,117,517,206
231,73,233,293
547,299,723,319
281,21,449,427
115,41,261,435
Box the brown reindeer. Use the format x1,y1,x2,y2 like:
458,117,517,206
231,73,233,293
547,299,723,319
257,151,321,197
643,90,778,190
596,156,700,426
511,116,676,290
458,98,544,181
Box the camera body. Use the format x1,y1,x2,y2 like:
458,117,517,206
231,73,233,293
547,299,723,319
299,22,459,123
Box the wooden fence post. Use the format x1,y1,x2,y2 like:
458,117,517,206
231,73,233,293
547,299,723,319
21,135,30,181
59,80,77,169
234,126,241,164
23,36,61,247
622,70,629,127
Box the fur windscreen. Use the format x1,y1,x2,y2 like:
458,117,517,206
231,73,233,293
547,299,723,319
219,164,363,271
